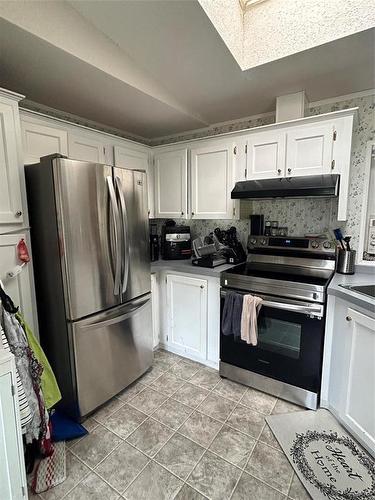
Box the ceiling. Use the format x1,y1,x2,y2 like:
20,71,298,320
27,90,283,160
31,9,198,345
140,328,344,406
0,1,373,141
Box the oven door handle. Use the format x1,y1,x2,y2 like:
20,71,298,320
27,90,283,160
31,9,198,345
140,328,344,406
262,300,322,316
220,290,323,317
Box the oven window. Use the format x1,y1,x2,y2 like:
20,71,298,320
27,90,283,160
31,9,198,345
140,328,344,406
258,316,301,359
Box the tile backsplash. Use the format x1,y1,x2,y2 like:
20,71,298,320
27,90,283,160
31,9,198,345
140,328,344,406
151,197,337,250
151,93,375,258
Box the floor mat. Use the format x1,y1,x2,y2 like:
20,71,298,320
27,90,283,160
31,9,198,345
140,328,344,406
266,408,375,500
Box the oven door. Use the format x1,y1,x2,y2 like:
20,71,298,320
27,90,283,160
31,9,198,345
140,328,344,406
220,290,325,393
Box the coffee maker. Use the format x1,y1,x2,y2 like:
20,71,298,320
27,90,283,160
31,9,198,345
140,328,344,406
161,221,192,260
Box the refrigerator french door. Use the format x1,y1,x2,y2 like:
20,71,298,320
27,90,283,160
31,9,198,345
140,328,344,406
25,155,152,420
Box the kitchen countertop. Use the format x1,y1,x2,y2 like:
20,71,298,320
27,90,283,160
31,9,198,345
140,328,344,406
328,268,375,313
151,258,237,278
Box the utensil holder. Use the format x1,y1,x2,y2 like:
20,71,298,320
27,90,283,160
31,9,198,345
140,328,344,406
336,249,356,275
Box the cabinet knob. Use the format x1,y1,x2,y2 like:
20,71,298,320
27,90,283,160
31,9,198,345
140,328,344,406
277,169,282,175
181,211,184,216
191,212,195,216
15,211,22,217
346,316,352,322
200,285,204,289
287,168,292,174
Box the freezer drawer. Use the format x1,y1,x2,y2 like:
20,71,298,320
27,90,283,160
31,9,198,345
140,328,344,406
72,294,153,417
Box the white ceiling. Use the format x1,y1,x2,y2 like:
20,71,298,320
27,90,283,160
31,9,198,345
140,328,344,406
0,0,373,140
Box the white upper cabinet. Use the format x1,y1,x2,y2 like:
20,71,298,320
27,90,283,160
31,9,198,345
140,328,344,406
114,145,153,218
286,122,334,177
246,131,286,180
21,118,68,164
68,133,105,163
190,140,235,219
154,148,188,219
0,92,24,224
0,233,37,335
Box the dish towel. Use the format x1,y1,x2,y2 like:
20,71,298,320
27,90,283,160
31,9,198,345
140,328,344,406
1,326,32,431
16,313,61,410
221,291,244,337
240,294,263,346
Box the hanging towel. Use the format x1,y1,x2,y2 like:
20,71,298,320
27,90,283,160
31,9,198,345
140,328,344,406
1,306,42,442
1,325,32,431
221,291,244,337
16,313,61,410
240,294,263,346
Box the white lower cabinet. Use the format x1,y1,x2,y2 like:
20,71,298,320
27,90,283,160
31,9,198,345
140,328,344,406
156,271,220,368
0,351,28,500
151,273,160,350
322,296,375,455
166,274,208,362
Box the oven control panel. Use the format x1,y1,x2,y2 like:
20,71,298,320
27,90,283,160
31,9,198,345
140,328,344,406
247,235,335,254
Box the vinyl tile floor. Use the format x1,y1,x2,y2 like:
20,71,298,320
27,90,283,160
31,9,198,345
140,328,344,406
29,350,312,500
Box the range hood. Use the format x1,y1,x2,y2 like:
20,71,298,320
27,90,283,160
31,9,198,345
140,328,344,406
231,174,340,199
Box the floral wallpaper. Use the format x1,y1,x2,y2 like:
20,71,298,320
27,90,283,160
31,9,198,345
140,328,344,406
151,93,375,260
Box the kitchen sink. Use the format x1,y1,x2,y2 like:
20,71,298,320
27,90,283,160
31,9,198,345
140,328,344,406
340,284,375,299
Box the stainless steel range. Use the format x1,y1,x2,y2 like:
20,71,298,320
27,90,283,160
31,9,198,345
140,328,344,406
220,235,336,410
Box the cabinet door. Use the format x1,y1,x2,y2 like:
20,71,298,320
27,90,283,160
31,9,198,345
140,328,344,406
246,131,286,180
154,149,187,219
21,119,68,164
0,100,23,224
0,356,27,500
151,274,160,350
342,308,375,453
167,274,207,361
286,123,333,177
114,145,154,218
68,133,105,163
190,141,235,219
0,233,37,335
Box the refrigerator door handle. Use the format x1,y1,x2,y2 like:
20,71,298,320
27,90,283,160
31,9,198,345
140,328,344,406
106,176,122,295
80,295,150,329
115,175,130,294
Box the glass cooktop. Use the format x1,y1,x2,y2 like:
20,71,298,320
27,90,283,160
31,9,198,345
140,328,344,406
340,284,375,299
226,262,331,287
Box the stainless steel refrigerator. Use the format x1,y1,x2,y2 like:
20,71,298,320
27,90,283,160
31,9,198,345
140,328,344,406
25,155,152,420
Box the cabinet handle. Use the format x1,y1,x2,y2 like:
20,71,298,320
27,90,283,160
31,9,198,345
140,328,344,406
287,168,292,174
277,169,282,175
346,316,352,322
15,211,22,217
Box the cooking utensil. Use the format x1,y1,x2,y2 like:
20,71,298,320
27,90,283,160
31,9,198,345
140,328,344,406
343,236,351,251
333,228,345,250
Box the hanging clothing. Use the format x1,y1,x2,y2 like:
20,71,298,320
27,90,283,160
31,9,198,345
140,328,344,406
1,325,32,431
16,313,61,410
221,291,244,337
1,306,43,443
240,294,263,346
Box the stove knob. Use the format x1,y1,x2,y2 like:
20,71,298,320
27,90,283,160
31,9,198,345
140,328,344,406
250,238,257,245
323,241,332,249
311,240,320,249
260,238,267,245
